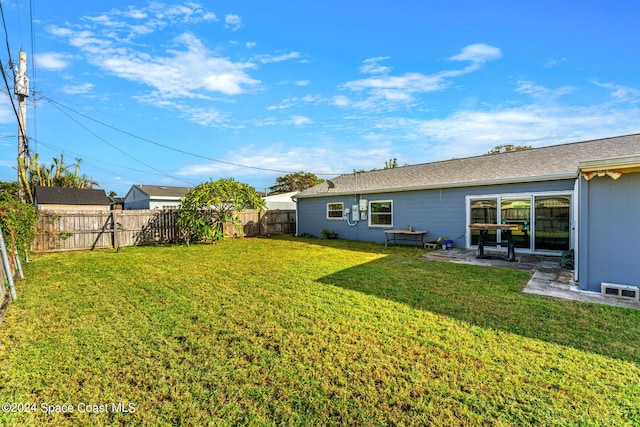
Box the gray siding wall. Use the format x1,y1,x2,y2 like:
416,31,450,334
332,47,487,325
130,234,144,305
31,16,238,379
297,180,574,247
578,172,640,292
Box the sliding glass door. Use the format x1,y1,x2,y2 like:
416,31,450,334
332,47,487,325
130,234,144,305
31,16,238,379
501,199,531,249
534,196,571,251
470,199,497,246
468,193,571,253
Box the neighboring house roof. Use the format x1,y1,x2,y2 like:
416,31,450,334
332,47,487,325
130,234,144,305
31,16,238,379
296,134,640,198
33,186,111,206
263,191,298,210
130,184,191,199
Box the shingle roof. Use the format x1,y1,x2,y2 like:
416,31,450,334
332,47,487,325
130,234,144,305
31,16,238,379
33,186,111,205
133,185,191,198
297,134,640,198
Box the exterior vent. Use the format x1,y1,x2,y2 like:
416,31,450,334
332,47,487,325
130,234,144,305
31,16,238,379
601,282,640,301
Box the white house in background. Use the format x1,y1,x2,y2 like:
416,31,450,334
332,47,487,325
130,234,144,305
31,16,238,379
263,191,298,210
123,184,191,210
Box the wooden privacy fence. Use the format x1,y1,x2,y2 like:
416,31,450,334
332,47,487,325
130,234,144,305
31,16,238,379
33,209,296,253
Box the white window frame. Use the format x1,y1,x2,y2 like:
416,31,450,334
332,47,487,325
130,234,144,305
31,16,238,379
465,190,575,254
368,199,393,228
326,202,344,220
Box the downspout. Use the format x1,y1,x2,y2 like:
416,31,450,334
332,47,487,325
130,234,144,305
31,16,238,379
573,177,580,284
293,195,299,236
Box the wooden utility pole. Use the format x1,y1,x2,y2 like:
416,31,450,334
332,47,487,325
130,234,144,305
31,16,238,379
14,50,29,202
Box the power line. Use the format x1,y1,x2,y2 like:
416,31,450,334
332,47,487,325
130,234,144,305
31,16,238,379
0,0,14,73
41,96,347,177
34,138,191,180
0,59,26,146
29,0,37,152
47,100,195,186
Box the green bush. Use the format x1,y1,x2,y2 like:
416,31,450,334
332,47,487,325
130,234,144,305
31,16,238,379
0,196,37,261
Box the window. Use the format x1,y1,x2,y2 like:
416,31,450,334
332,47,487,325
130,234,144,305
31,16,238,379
327,202,344,219
369,200,393,227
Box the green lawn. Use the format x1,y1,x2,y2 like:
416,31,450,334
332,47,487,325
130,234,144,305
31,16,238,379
0,236,639,426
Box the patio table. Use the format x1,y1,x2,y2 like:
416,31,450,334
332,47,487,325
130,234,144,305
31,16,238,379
468,223,523,262
384,229,427,248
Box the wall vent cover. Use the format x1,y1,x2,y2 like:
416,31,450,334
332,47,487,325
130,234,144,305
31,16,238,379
601,282,640,301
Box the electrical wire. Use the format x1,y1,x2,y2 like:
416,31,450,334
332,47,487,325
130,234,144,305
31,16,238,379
47,100,195,186
34,138,188,179
0,58,27,150
0,0,14,74
0,0,28,159
41,96,348,177
29,0,37,152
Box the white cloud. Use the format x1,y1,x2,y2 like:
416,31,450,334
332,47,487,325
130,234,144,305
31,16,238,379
545,57,566,68
359,56,391,74
332,95,350,107
342,44,502,108
34,52,71,71
49,23,259,97
174,143,375,178
515,81,550,97
516,80,574,100
225,14,243,31
46,4,259,100
135,95,228,127
448,43,502,64
396,102,640,160
591,79,640,103
295,80,310,86
62,82,94,95
121,6,148,20
291,115,312,125
254,51,301,64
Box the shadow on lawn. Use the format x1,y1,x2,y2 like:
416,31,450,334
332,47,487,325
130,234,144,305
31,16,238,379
316,256,640,364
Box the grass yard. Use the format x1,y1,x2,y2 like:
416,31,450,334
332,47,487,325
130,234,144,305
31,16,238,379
0,236,639,426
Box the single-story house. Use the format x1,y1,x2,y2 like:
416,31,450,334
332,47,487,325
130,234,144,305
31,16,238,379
33,186,112,211
123,184,191,210
294,134,640,294
263,191,298,210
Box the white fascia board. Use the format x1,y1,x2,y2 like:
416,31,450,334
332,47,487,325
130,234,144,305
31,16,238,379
579,154,640,170
295,172,578,199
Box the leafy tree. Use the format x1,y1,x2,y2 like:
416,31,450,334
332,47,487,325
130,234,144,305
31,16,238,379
0,181,19,200
19,153,98,203
177,178,266,244
485,144,533,155
269,171,323,194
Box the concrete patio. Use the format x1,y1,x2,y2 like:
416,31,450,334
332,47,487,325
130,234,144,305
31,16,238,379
422,248,640,309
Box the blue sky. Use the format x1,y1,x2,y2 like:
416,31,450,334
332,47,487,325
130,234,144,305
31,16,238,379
1,0,639,196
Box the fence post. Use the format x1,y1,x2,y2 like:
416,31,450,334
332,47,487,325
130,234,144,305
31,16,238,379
0,227,17,300
12,245,24,280
112,211,120,251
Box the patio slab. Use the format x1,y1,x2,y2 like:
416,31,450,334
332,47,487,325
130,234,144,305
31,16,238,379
422,248,640,309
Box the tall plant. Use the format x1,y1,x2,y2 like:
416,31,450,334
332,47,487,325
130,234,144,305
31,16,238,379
0,190,37,261
18,153,98,203
177,178,266,244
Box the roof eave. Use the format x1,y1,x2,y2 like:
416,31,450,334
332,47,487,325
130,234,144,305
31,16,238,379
295,172,578,199
580,155,640,180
